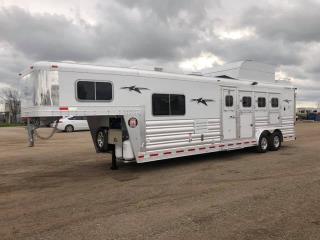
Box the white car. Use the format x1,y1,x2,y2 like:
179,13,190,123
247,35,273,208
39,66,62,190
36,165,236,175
53,116,89,132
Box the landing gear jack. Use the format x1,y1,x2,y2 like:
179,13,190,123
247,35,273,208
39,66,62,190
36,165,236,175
27,118,35,147
110,145,118,170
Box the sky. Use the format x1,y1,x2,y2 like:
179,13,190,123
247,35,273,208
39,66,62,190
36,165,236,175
0,0,319,107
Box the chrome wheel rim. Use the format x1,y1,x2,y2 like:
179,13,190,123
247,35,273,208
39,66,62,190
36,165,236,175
97,132,104,148
273,135,280,148
261,137,268,150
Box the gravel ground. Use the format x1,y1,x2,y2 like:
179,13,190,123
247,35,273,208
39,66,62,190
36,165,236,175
0,122,320,240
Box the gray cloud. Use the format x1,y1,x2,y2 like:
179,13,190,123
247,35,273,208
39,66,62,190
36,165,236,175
0,0,319,105
116,0,220,23
0,43,29,86
0,2,213,63
0,7,100,61
210,38,304,66
241,0,320,43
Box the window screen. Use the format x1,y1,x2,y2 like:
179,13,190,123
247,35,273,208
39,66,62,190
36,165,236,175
271,98,279,108
258,97,266,108
96,82,112,100
77,81,112,101
152,94,170,115
77,81,95,100
242,96,252,108
225,95,233,107
170,94,185,115
152,94,185,115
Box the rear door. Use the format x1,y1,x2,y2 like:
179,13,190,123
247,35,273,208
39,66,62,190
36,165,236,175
238,91,253,138
222,88,237,140
269,93,281,124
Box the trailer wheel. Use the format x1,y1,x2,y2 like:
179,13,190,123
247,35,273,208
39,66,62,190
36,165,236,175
65,125,74,133
269,132,282,151
96,128,108,152
257,133,269,153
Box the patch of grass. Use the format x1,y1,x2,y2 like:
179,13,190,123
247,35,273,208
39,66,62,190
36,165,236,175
0,123,25,128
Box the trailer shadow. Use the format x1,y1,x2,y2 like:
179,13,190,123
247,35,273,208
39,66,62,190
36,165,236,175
107,144,297,181
117,147,259,173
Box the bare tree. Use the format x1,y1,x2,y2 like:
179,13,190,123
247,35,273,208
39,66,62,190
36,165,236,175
0,88,20,123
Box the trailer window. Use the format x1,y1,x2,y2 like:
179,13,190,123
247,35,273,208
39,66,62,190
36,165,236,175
242,96,252,108
271,98,279,108
170,94,185,115
152,94,170,115
77,81,95,100
225,95,233,107
96,82,112,100
77,81,112,101
258,97,266,108
152,94,185,116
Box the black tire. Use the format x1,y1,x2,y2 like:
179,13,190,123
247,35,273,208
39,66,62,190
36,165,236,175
257,133,269,153
269,131,282,151
96,128,108,152
65,125,74,133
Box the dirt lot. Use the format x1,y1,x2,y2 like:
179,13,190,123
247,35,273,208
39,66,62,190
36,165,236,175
0,123,320,240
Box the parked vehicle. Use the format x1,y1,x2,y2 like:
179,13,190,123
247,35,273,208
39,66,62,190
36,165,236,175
20,60,296,167
52,116,89,132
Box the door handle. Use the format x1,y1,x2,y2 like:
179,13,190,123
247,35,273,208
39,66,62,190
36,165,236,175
230,116,235,118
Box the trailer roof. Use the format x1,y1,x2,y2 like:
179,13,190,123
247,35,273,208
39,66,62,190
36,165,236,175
22,61,295,90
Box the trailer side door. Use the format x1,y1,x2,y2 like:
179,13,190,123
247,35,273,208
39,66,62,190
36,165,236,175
222,88,237,140
269,93,281,125
238,90,254,138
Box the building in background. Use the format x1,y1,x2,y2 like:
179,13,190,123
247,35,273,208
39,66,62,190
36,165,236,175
0,103,6,123
0,89,21,124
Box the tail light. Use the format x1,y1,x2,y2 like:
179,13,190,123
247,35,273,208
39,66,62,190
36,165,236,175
59,107,68,111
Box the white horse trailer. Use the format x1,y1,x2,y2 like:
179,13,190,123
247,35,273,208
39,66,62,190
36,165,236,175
20,60,296,168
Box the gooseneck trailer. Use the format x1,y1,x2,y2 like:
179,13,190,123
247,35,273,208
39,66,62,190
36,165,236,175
20,60,296,169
